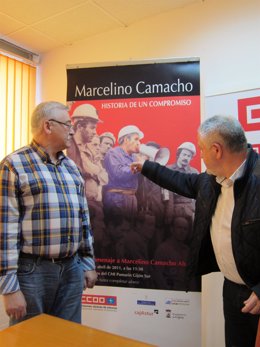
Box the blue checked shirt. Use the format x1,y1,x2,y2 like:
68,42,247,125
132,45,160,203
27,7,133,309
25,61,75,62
0,140,95,295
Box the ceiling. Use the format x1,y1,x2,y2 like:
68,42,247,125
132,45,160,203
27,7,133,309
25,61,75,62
0,0,202,55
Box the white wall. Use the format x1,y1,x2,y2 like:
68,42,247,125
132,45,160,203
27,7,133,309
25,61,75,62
1,0,259,345
39,0,260,103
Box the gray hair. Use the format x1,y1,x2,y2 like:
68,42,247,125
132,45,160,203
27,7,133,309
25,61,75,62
31,101,68,135
198,115,247,153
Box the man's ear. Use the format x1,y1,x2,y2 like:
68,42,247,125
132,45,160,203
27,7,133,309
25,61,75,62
76,122,83,131
121,136,128,145
43,119,52,134
212,142,223,159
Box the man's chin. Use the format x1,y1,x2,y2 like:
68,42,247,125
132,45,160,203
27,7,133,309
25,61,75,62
64,142,72,150
66,137,73,146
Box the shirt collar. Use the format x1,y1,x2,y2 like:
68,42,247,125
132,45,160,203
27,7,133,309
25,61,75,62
118,146,135,159
31,140,65,164
216,159,246,187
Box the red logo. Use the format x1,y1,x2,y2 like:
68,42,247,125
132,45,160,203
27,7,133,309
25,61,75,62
238,96,260,131
82,294,117,306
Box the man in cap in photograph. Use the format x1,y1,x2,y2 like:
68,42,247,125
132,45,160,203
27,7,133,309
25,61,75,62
67,104,108,257
67,103,101,175
83,134,108,202
82,134,108,258
173,142,199,174
103,125,144,226
165,141,199,227
99,131,116,166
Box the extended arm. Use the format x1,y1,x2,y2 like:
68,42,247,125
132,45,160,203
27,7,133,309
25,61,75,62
131,160,199,199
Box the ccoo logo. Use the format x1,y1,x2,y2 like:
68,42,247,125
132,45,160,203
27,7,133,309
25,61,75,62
82,294,117,306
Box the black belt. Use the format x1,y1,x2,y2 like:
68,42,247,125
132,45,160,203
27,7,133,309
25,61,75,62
19,251,75,264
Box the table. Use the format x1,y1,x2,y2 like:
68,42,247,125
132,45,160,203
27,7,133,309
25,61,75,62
0,314,156,347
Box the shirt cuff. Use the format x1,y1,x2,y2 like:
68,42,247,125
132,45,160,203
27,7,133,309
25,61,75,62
80,256,96,272
0,272,20,295
252,283,260,299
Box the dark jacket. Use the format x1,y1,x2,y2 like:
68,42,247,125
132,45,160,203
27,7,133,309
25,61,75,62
142,145,260,295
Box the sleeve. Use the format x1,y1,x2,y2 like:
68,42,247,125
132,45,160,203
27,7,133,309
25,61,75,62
0,161,21,294
104,150,132,179
78,194,96,272
96,164,108,185
80,150,102,177
252,284,260,299
142,160,199,199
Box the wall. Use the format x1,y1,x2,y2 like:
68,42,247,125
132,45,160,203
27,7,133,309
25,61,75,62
1,0,259,345
39,0,260,104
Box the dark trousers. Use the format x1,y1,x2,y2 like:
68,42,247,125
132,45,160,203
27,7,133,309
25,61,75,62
223,278,259,347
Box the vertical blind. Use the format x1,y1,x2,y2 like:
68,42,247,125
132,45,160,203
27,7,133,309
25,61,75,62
0,53,36,160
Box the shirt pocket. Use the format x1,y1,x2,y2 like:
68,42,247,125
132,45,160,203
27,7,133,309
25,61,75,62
20,176,44,196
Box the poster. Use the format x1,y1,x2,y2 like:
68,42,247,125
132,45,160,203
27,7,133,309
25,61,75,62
66,59,201,346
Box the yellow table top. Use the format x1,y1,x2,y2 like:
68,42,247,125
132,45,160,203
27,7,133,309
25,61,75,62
0,314,156,347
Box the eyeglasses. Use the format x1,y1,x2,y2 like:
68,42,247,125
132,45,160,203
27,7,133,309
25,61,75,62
48,119,74,130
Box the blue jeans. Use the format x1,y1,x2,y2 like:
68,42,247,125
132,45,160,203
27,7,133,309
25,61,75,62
223,278,259,347
10,254,84,326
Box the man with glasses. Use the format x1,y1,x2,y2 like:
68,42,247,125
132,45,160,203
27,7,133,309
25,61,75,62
0,101,97,325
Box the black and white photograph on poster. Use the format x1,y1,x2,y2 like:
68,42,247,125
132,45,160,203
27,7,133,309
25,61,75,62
66,59,201,292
